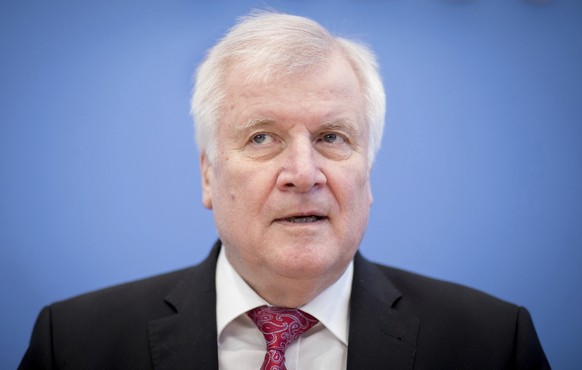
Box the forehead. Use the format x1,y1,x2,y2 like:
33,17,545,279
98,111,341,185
221,53,366,128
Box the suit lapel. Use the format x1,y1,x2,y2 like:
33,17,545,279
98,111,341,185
145,244,419,369
347,253,419,370
148,242,221,370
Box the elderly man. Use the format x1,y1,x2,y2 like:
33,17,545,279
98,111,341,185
20,11,549,370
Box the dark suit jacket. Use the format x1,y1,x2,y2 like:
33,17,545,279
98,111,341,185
19,241,550,369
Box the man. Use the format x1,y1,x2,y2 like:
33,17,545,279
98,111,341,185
20,11,550,369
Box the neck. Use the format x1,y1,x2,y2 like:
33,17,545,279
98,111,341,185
222,244,352,308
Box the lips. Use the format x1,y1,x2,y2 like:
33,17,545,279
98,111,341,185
284,215,325,223
274,210,328,224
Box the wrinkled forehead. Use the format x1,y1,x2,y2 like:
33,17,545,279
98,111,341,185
225,53,363,105
219,53,368,141
222,49,364,99
222,52,334,90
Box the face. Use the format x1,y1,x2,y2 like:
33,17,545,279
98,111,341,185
201,52,373,296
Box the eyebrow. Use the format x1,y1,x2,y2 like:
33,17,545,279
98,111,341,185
237,118,276,131
319,118,357,133
237,117,357,132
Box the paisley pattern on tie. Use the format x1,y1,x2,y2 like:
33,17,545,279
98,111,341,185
247,305,318,370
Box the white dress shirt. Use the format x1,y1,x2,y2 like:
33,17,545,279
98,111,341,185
215,247,353,370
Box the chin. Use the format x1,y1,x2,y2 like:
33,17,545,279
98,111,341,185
268,252,347,280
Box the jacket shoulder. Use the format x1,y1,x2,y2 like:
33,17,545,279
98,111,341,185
375,263,517,312
363,262,549,368
20,244,221,369
52,265,195,316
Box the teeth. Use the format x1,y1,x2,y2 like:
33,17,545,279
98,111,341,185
286,216,320,223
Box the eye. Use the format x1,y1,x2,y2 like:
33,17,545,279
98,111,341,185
321,133,345,144
251,133,273,145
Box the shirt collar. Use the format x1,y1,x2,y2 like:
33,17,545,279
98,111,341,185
215,245,353,345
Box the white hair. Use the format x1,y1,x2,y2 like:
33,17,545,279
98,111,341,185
191,11,386,168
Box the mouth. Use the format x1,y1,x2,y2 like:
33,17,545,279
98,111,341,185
282,215,326,223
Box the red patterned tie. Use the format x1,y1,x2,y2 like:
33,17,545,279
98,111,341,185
247,305,318,370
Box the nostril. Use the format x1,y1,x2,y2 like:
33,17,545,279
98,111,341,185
276,155,326,191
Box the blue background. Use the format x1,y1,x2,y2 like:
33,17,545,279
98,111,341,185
1,0,580,368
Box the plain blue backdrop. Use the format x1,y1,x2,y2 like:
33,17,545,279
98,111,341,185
1,0,581,368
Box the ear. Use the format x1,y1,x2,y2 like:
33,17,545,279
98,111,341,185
365,169,373,207
200,153,213,209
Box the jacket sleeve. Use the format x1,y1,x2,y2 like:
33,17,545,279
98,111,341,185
513,306,551,369
19,306,55,370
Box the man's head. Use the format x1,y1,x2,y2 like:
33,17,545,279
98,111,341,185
192,11,385,169
191,11,385,306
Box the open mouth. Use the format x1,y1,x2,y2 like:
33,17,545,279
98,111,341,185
283,215,325,223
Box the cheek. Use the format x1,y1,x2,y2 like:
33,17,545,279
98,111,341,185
214,161,276,211
334,169,372,223
338,164,370,198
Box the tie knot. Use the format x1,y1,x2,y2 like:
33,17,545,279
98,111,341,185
247,305,318,353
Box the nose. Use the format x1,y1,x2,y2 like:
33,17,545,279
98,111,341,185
276,139,327,192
